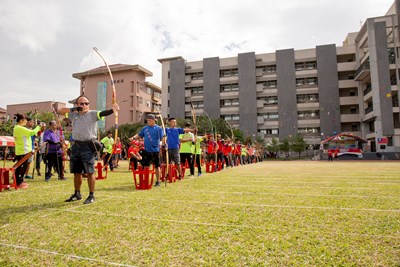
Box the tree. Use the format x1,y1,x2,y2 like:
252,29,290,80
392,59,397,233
291,134,308,158
0,120,13,136
267,137,280,155
280,137,291,159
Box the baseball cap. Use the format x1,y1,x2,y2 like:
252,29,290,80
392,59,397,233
146,114,156,120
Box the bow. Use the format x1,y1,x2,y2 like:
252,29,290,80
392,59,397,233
224,119,235,142
93,47,118,172
190,103,199,168
157,108,168,186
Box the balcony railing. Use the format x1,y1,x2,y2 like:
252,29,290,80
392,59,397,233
365,105,373,114
354,61,370,81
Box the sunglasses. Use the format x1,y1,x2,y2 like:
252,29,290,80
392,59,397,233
78,102,90,106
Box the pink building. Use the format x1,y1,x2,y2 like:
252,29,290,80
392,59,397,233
6,101,66,121
72,64,161,132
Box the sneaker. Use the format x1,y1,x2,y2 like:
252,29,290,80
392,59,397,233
37,170,41,176
65,193,82,202
45,178,50,182
197,172,202,177
188,174,194,178
18,182,29,189
58,177,67,181
154,181,161,187
83,195,95,204
25,175,32,179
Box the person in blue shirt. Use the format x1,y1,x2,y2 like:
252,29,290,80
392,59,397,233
165,117,185,179
132,114,165,186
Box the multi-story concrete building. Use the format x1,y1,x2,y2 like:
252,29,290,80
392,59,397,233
73,64,161,131
158,1,400,152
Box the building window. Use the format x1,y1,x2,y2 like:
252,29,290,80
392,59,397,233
190,72,203,80
221,99,239,106
262,96,278,105
259,112,279,120
298,127,320,134
147,87,152,94
220,68,238,77
189,86,203,95
146,100,151,108
260,128,279,135
296,77,318,87
220,84,239,92
223,115,239,121
298,110,319,118
153,92,161,98
263,80,277,89
295,61,317,71
137,96,143,106
297,94,319,103
192,101,204,108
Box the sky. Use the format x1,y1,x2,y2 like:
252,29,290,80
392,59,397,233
0,0,395,109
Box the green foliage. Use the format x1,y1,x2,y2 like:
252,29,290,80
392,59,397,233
267,137,280,153
106,122,145,144
291,134,308,158
280,137,290,153
0,120,14,136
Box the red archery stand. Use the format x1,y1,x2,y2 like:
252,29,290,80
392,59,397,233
95,162,107,180
217,161,223,171
180,163,187,179
206,160,215,173
160,163,177,183
132,165,154,190
0,168,18,192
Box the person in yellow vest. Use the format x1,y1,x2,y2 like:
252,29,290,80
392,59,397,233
179,122,195,178
192,134,205,177
241,145,249,165
101,131,115,171
13,113,41,188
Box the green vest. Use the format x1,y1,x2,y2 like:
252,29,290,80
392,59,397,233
179,133,193,153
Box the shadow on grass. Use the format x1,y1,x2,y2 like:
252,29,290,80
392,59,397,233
99,184,139,192
0,201,68,225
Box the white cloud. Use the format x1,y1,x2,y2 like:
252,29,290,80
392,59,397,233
0,0,395,110
0,0,63,52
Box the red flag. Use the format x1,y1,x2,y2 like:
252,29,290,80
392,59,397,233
377,137,388,144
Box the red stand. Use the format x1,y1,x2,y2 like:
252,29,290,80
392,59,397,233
95,162,107,180
161,164,177,183
206,160,215,173
132,166,154,190
217,161,222,171
0,168,18,192
180,163,186,179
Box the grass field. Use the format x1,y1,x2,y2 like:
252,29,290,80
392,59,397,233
0,160,400,266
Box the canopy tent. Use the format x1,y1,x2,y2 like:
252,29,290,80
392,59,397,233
0,136,15,147
321,133,367,144
321,133,367,158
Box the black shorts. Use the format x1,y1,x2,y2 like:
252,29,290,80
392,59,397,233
141,151,160,168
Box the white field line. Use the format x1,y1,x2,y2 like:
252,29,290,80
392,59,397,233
120,198,400,213
194,183,377,190
190,190,400,199
39,198,111,218
0,242,136,267
64,209,400,240
227,179,400,186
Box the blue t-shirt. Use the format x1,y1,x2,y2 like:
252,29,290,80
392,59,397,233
166,127,184,149
139,125,164,152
